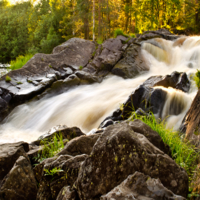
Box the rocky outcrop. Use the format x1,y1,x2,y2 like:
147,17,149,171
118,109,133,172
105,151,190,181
0,142,29,180
76,122,188,199
56,186,79,200
0,38,96,122
100,71,190,124
0,156,37,200
101,171,186,200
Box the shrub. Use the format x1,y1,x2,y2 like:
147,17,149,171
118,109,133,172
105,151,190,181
114,29,128,38
10,54,33,70
194,69,200,89
5,75,11,82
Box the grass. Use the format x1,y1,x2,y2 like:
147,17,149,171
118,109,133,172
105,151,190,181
194,69,200,89
10,54,33,70
44,167,63,176
114,28,128,38
34,133,65,162
79,65,83,70
97,38,103,45
5,75,11,82
129,112,199,184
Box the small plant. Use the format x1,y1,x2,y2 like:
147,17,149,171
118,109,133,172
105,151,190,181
27,79,32,83
10,54,33,71
194,69,200,89
130,33,136,38
97,38,103,45
34,133,65,163
41,58,44,61
17,81,22,85
49,64,52,68
79,66,83,70
44,167,64,176
114,29,128,38
5,75,11,82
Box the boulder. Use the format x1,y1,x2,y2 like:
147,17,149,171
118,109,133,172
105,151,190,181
0,38,95,122
112,43,149,79
56,186,79,200
0,141,29,180
76,122,188,199
36,154,88,200
0,156,37,200
58,133,101,156
129,119,171,155
101,171,186,200
31,125,85,146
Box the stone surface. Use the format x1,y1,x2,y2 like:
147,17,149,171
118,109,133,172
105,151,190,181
36,154,88,200
129,119,171,156
0,141,29,180
76,122,188,200
0,156,37,200
101,171,186,200
56,186,79,200
58,133,101,156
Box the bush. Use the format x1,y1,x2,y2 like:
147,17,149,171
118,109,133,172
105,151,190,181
10,54,33,70
194,69,200,89
114,29,128,38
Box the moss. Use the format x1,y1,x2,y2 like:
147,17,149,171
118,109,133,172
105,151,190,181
49,64,52,68
17,81,22,84
5,75,11,82
27,79,32,83
79,66,83,70
115,155,118,162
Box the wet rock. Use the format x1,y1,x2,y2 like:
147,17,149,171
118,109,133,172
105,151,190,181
0,142,29,180
32,125,85,146
56,186,79,200
58,133,101,156
101,171,186,200
36,154,88,200
75,71,103,84
76,122,188,199
112,43,149,79
0,38,95,122
0,156,37,200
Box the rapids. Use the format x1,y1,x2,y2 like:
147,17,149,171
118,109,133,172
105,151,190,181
0,37,200,143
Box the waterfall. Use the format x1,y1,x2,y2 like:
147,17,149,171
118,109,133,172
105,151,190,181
0,36,200,143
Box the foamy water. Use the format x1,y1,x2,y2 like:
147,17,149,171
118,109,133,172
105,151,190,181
0,37,199,143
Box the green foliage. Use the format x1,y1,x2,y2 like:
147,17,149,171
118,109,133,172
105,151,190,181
79,65,83,70
130,112,199,184
34,133,65,163
44,167,64,176
5,75,11,82
97,38,103,45
114,29,127,38
10,54,33,71
194,69,200,89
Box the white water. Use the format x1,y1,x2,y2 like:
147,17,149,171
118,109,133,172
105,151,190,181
0,37,200,143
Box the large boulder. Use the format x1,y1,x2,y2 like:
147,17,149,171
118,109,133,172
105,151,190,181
101,171,186,200
76,122,188,199
0,156,37,200
0,38,96,122
0,141,29,180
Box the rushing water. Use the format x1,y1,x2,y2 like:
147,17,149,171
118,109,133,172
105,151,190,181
0,63,10,77
0,37,200,143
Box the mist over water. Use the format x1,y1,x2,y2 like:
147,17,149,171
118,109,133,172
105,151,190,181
0,37,200,143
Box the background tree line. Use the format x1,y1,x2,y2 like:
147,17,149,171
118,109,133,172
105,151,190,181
0,0,199,63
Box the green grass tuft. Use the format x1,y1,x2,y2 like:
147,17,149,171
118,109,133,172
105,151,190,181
10,54,33,71
79,65,83,70
114,29,128,38
130,112,199,184
5,75,11,82
194,69,200,89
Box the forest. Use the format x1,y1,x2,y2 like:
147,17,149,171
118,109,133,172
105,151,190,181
0,0,200,63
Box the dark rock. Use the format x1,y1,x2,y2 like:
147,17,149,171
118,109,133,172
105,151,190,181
36,154,88,200
76,122,188,199
0,156,37,200
99,119,114,129
32,125,85,146
58,133,101,156
75,71,102,84
129,119,171,156
56,186,79,200
0,142,29,180
101,171,186,200
112,43,149,79
0,38,95,122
